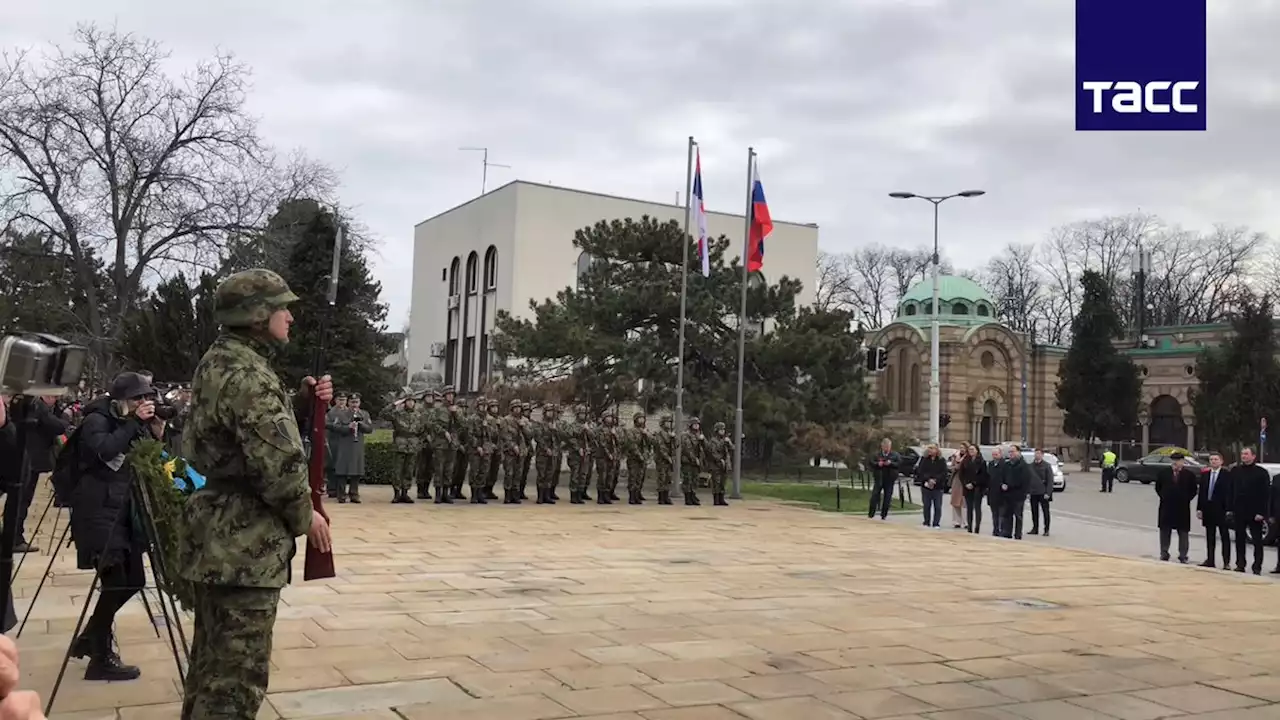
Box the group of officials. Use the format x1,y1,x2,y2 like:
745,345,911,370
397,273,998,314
363,392,738,507
1150,448,1280,574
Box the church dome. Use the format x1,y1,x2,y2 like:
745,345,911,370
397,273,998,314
896,275,996,322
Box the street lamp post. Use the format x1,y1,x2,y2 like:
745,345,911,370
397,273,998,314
887,190,986,446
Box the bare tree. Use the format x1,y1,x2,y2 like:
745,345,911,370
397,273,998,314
0,25,334,366
849,245,893,327
815,250,856,313
980,243,1046,336
1144,225,1263,325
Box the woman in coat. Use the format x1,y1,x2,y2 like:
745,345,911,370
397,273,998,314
948,445,968,529
958,444,988,534
915,444,948,528
69,372,165,682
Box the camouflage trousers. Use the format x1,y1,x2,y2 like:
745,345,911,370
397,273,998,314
535,454,556,490
680,464,701,494
415,447,434,495
654,460,673,491
468,453,491,493
551,453,563,489
390,451,417,492
181,584,279,720
520,454,532,490
594,456,613,494
502,453,523,492
567,455,587,492
625,458,647,492
710,468,728,493
452,451,468,491
432,445,454,492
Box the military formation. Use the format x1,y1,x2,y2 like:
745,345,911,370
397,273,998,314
375,386,737,506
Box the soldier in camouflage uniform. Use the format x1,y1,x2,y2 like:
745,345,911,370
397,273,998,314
533,404,559,504
652,415,676,505
551,404,571,500
452,396,471,499
680,417,705,506
500,400,527,504
413,391,438,499
706,421,734,506
519,403,534,499
621,412,652,505
481,398,502,499
430,387,459,503
592,413,619,504
384,395,425,503
566,407,593,504
464,398,491,503
180,269,334,720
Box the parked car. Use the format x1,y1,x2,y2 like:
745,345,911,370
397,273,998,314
975,445,1067,492
1115,452,1203,485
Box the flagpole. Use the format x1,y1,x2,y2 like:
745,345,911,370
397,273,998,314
732,147,754,501
673,136,694,491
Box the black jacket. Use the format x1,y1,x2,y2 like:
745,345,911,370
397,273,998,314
23,399,72,474
987,459,1006,506
868,451,900,485
915,455,948,490
1155,465,1198,531
1196,466,1231,526
1230,462,1271,520
1028,460,1054,498
959,455,988,494
1003,456,1031,503
69,397,151,570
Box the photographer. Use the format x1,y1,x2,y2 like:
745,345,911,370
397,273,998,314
3,394,71,553
67,371,165,682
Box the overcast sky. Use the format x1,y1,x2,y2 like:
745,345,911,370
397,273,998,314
3,1,1276,328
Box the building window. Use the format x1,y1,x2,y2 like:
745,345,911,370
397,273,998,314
904,304,917,316
448,256,460,295
976,304,990,317
576,252,594,289
980,350,995,369
483,245,497,291
952,303,969,315
465,252,479,294
923,301,933,314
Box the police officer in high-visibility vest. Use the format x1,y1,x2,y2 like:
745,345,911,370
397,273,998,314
1100,449,1117,493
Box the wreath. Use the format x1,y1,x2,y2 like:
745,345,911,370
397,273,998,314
126,438,197,609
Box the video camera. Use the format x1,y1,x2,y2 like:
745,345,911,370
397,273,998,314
0,333,88,397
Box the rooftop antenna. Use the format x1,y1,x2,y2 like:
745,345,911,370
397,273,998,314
459,147,511,195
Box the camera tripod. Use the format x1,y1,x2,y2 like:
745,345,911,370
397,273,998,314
0,398,190,716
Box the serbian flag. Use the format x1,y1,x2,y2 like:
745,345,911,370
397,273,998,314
692,150,710,276
747,162,772,272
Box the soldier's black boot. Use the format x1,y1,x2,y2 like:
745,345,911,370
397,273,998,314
570,489,583,504
628,489,641,505
519,480,529,500
402,489,415,504
84,635,140,682
684,491,700,506
470,489,483,504
597,491,611,504
714,493,728,506
550,487,560,501
657,490,671,505
485,487,500,500
391,489,403,503
503,489,516,504
451,485,464,500
433,485,445,504
535,487,546,504
441,484,454,504
417,484,430,500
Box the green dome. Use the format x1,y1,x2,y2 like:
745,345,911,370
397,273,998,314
896,275,997,325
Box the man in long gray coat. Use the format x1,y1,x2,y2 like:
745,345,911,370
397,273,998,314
327,392,373,503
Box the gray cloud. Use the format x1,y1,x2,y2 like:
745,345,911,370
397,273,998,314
2,1,1275,326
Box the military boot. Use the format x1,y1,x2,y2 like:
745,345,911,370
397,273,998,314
684,491,700,506
628,489,641,505
714,493,728,506
417,484,430,500
569,489,582,504
433,485,446,504
451,485,464,499
402,489,415,504
391,489,403,503
657,490,672,505
84,634,140,682
519,479,529,500
550,487,560,501
581,490,592,502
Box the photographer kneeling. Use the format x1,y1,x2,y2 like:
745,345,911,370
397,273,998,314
68,372,165,682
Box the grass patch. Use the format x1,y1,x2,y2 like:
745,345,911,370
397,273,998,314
742,481,919,514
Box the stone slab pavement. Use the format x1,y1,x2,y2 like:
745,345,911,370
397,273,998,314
14,484,1280,719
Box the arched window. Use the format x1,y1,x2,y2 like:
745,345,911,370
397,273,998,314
976,304,990,317
908,363,920,412
895,347,910,411
923,301,933,315
904,304,917,316
952,303,969,315
448,256,461,295
576,252,594,289
483,246,497,291
465,252,478,294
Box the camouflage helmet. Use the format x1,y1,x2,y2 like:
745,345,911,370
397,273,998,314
713,421,726,432
214,269,299,327
441,385,456,395
660,414,673,426
688,416,701,427
509,399,522,410
633,412,646,425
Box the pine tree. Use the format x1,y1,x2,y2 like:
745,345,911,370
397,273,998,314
1191,292,1280,453
267,200,399,403
118,273,220,381
1056,269,1142,465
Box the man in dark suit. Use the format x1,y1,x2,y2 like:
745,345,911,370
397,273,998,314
987,447,1006,537
1000,444,1030,540
1230,446,1270,575
1156,452,1198,563
867,438,900,520
1197,452,1232,569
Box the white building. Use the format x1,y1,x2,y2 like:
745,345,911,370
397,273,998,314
409,180,819,393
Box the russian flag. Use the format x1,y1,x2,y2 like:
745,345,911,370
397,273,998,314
693,150,710,276
747,163,772,272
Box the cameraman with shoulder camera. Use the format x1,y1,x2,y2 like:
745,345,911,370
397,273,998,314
67,371,165,682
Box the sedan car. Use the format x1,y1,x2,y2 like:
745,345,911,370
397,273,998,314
1115,452,1202,485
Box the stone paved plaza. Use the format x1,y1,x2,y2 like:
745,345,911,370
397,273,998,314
15,486,1280,719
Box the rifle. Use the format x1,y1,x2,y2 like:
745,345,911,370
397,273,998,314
304,220,343,581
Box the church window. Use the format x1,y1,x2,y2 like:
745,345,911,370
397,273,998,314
904,304,917,316
976,303,990,317
980,350,995,369
952,303,969,315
